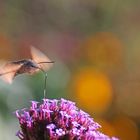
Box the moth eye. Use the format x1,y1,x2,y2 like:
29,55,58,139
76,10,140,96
31,65,35,68
31,64,38,68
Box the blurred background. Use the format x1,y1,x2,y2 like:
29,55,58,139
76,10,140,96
0,0,140,140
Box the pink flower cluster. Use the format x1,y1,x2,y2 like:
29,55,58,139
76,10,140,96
15,98,118,140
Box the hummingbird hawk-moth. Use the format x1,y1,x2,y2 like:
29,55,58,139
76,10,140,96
0,46,54,84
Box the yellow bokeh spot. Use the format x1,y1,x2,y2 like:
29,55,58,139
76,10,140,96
74,68,113,114
112,116,139,140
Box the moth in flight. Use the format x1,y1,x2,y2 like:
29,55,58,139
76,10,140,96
0,46,54,84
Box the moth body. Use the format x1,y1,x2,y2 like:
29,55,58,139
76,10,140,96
14,59,39,75
0,46,54,84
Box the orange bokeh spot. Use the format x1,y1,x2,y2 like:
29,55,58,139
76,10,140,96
112,116,139,140
82,32,124,70
17,34,42,58
0,35,13,59
74,68,113,115
96,119,116,137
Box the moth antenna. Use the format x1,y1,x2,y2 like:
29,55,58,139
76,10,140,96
37,61,55,64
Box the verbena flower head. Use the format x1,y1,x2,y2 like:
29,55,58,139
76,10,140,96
15,98,118,140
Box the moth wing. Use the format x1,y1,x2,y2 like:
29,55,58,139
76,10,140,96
0,63,22,84
30,46,53,71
